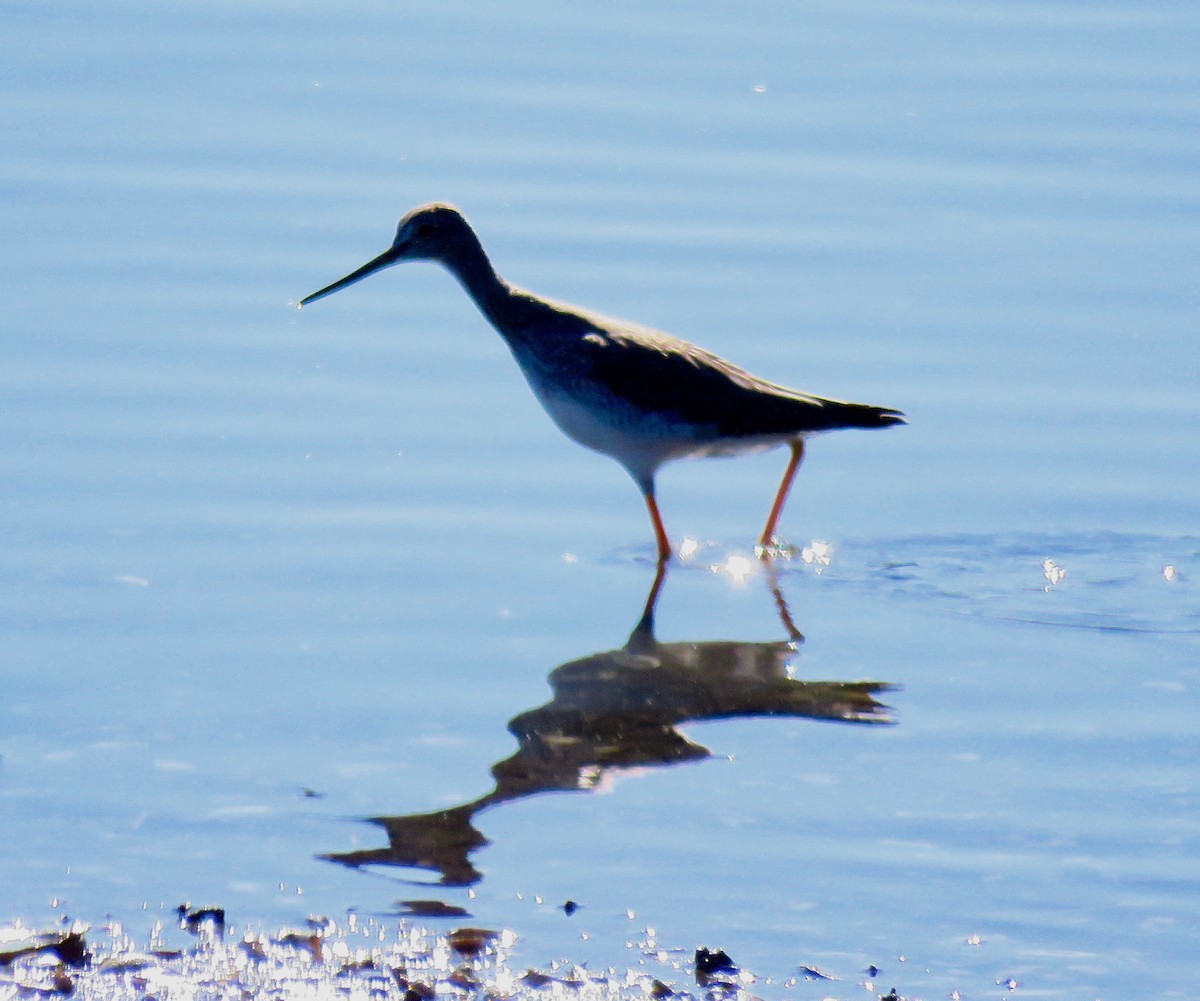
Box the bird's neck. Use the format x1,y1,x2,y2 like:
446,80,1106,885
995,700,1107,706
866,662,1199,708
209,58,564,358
438,230,519,331
438,224,583,349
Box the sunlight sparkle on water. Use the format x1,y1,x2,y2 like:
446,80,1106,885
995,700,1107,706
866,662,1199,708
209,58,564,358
801,540,833,569
1042,559,1067,589
721,554,755,584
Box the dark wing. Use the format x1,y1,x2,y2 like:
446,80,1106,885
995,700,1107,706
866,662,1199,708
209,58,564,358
579,322,905,438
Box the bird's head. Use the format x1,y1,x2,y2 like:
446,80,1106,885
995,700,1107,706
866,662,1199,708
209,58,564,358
299,202,471,308
389,202,469,261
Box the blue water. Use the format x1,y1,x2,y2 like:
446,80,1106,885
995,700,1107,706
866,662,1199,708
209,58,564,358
2,1,1198,998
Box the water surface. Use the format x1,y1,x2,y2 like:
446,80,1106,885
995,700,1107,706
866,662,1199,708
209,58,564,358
2,2,1198,998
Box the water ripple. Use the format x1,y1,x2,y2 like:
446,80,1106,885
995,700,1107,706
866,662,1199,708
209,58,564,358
807,532,1198,635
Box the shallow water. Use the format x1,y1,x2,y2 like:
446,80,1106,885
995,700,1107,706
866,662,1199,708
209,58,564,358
3,1,1198,998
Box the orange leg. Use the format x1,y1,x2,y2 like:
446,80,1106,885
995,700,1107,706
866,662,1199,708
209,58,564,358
644,490,672,563
759,440,805,549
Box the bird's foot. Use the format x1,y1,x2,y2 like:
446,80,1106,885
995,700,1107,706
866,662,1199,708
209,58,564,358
755,536,796,562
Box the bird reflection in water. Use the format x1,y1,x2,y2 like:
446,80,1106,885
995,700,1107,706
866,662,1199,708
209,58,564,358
322,563,895,889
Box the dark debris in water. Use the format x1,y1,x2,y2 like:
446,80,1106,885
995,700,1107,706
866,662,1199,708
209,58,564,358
398,976,436,1001
649,977,675,997
0,930,88,969
273,929,326,961
520,968,555,988
694,946,738,986
0,917,1048,1001
519,968,587,991
0,918,777,1001
176,904,226,939
394,900,471,919
446,926,499,957
0,929,87,999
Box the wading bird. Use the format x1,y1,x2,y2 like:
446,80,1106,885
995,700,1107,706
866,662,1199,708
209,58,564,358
300,203,904,561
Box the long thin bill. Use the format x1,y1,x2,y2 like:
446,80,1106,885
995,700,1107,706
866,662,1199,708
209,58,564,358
298,245,403,308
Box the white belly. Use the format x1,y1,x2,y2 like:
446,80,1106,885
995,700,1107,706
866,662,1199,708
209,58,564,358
529,380,787,484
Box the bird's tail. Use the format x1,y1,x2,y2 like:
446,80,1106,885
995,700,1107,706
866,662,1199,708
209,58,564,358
838,403,906,429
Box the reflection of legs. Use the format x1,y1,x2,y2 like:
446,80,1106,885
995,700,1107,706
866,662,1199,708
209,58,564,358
762,559,804,644
759,440,805,547
625,553,669,654
643,554,668,617
644,489,672,562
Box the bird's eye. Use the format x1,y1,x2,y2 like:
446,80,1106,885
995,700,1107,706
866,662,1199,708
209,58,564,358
416,222,435,239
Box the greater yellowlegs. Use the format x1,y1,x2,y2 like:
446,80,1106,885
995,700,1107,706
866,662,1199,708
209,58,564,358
300,203,904,560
